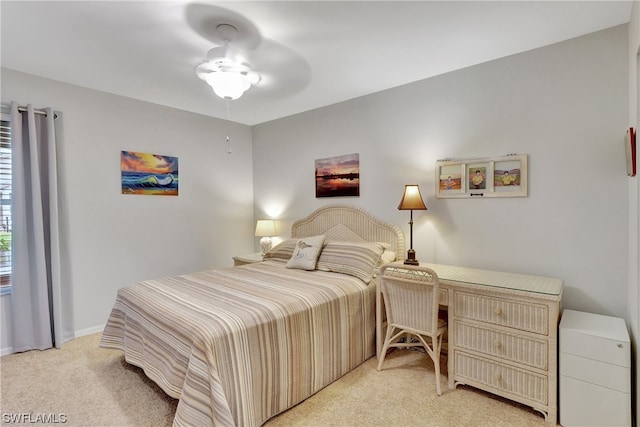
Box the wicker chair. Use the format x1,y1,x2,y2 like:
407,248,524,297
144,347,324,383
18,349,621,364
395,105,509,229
376,264,447,395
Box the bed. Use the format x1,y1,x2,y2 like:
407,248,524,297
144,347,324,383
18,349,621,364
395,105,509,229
100,204,404,426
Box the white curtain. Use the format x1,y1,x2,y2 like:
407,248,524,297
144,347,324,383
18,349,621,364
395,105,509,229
10,102,72,352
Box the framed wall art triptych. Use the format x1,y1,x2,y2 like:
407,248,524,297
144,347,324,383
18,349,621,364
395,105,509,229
436,154,528,198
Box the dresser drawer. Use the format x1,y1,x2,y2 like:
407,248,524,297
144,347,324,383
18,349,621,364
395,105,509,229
453,291,549,335
454,320,548,370
454,351,548,405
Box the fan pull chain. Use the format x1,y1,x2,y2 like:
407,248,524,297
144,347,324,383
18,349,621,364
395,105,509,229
225,97,232,154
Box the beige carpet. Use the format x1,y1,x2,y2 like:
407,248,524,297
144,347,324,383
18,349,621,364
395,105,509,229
1,333,552,426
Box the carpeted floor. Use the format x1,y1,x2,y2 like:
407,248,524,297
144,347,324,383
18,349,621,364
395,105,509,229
0,333,552,426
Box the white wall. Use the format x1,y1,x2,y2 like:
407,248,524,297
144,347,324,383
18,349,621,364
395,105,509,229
0,69,255,353
253,26,629,319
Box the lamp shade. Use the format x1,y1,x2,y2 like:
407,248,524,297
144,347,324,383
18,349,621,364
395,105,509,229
205,71,252,100
255,219,276,237
398,185,427,211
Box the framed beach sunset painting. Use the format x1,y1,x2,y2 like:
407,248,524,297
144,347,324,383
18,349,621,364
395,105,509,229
315,153,360,197
121,150,179,196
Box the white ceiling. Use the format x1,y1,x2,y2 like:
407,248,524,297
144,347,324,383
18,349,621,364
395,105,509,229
1,1,633,125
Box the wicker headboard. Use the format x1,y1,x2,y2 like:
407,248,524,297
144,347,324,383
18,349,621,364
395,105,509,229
291,204,405,261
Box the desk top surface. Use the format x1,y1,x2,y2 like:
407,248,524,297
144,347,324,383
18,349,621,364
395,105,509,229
413,262,564,296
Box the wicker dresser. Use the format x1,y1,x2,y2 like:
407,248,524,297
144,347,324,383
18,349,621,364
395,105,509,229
376,263,563,425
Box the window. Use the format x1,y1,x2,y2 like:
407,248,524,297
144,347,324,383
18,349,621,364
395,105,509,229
0,115,11,295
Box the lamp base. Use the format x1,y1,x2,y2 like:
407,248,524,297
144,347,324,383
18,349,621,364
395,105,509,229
404,249,419,265
260,237,272,256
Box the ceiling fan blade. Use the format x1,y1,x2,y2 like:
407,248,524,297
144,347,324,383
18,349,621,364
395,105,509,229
246,40,312,99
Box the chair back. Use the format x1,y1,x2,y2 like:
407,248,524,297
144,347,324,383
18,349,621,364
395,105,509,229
379,264,440,336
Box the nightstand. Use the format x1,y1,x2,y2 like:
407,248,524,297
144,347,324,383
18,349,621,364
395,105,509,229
233,252,264,266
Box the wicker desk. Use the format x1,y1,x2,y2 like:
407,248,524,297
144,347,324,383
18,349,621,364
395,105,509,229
376,263,563,425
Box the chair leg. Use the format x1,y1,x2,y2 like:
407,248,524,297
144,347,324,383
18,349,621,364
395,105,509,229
377,325,395,371
433,347,442,396
415,334,443,396
376,346,387,371
433,333,445,396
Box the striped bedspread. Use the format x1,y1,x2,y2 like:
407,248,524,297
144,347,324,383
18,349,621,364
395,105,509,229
100,260,376,426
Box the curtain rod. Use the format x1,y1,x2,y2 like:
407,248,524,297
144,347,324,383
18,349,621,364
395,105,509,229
1,103,58,119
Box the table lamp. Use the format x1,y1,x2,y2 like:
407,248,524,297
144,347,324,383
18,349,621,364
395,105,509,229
397,184,427,265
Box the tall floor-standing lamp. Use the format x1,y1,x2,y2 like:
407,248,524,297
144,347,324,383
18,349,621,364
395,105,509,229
397,184,427,265
255,219,276,256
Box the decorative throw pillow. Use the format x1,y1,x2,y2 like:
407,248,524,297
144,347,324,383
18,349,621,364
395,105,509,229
380,249,397,265
375,242,397,266
316,241,384,284
263,238,298,261
285,235,327,270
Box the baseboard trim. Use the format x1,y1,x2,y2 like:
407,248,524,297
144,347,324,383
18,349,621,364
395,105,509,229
74,324,104,338
1,324,105,356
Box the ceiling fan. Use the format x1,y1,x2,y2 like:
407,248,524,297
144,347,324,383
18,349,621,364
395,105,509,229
187,4,311,103
195,23,261,100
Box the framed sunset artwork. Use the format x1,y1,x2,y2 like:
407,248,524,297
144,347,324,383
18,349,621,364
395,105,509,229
315,153,360,197
121,150,179,196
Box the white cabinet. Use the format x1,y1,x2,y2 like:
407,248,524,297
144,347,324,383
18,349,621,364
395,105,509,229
559,309,631,427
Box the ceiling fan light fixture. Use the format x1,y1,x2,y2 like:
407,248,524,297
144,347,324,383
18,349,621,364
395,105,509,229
195,23,260,101
205,71,251,100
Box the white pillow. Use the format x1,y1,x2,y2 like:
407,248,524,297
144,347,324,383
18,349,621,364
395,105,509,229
380,249,397,265
286,235,327,270
375,242,396,265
